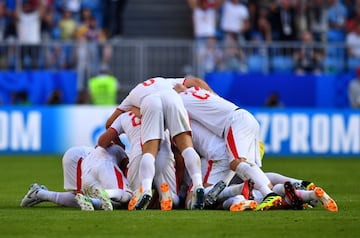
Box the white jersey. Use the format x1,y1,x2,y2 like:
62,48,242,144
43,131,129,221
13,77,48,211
118,77,185,111
62,146,93,191
179,86,238,137
180,87,262,166
191,120,230,185
81,145,130,190
191,120,227,162
109,111,177,199
118,77,191,143
110,111,142,163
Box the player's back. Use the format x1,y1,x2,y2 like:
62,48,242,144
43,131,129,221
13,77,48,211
190,120,227,162
110,111,142,160
179,87,238,137
123,77,173,107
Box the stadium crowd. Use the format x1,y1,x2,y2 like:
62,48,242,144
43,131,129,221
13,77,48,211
0,0,359,73
1,0,360,108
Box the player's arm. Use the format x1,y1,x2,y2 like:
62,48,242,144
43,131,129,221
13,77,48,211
183,77,214,93
106,108,123,129
98,127,119,148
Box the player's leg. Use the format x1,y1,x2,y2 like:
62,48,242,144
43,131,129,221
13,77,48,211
203,160,229,208
162,92,204,209
265,172,316,190
154,140,180,210
226,110,281,211
130,96,164,210
223,195,258,212
20,183,81,208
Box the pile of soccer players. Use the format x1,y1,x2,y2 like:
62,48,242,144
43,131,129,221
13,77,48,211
20,77,338,212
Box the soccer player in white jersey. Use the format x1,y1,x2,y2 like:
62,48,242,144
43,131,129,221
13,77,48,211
173,84,282,211
105,77,211,210
20,145,132,211
183,119,258,211
98,110,180,210
80,143,133,211
187,119,338,212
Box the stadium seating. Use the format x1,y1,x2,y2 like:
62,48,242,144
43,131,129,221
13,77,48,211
322,56,345,73
347,57,360,72
247,55,268,73
270,56,294,73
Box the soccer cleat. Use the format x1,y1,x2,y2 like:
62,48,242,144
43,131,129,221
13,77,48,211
20,183,48,207
160,182,172,211
134,193,152,210
230,200,258,212
284,181,304,210
255,192,282,211
241,179,255,200
75,193,94,211
314,187,338,212
204,180,226,207
191,186,205,210
301,180,316,191
86,187,113,211
128,186,143,210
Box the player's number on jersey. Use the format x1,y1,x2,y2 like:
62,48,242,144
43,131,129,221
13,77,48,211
128,112,141,127
142,78,156,86
191,87,210,100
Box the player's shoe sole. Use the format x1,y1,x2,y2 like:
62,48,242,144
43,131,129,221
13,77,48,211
230,200,258,212
134,193,152,210
205,180,226,207
160,182,172,211
284,181,304,210
85,187,113,211
314,187,338,212
128,186,143,210
255,192,282,211
191,187,205,210
75,193,94,211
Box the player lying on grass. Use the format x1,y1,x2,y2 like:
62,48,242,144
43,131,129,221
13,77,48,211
98,110,179,211
181,119,338,212
20,144,133,211
265,173,338,212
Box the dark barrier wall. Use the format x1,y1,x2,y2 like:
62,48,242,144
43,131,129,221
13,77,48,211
205,72,355,108
0,71,77,105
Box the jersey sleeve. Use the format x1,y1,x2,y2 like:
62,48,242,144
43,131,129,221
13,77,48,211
110,115,125,135
166,78,186,87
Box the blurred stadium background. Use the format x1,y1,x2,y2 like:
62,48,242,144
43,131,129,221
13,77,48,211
0,0,359,157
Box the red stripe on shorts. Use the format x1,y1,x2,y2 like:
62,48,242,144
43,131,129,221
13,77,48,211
114,167,124,189
227,126,239,158
76,157,83,193
203,160,213,185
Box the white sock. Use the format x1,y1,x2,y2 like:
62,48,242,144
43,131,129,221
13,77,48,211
297,190,318,202
139,153,155,194
265,172,302,185
37,190,78,208
235,162,273,196
272,183,285,197
218,184,242,200
106,189,132,203
90,198,102,209
182,147,203,188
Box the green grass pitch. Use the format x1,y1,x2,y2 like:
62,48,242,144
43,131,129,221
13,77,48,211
0,155,359,238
